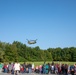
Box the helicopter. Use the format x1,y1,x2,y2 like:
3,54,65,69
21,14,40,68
26,39,37,44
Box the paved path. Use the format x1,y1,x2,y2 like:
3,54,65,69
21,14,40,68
0,73,71,75
0,73,59,75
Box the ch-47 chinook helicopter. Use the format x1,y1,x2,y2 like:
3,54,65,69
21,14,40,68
26,39,37,44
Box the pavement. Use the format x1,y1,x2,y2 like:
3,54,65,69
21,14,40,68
0,73,60,75
0,72,71,75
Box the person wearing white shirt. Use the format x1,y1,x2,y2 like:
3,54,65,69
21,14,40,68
14,61,20,75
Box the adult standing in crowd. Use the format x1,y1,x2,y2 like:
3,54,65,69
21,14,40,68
14,61,20,75
8,62,12,74
0,63,3,73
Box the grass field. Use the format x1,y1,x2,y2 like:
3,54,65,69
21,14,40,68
20,61,76,66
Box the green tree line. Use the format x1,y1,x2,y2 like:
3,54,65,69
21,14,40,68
0,41,76,62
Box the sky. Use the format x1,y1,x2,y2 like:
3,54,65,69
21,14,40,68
0,0,76,50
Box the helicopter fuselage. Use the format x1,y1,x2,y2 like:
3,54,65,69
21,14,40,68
27,39,37,44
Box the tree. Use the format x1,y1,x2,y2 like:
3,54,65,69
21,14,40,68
0,48,5,62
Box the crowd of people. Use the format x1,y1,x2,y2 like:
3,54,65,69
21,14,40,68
0,61,76,75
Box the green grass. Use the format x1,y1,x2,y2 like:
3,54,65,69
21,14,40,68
20,61,76,66
1,61,76,67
